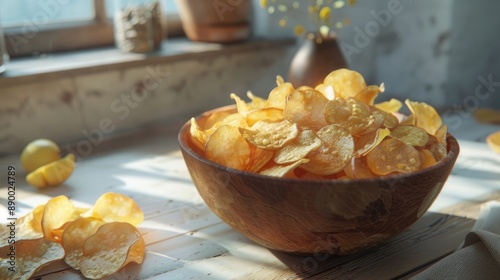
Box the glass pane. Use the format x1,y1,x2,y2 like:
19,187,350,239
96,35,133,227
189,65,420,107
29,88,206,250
0,0,95,27
105,0,178,18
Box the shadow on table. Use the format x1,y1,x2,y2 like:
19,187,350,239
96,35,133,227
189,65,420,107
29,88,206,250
270,212,475,279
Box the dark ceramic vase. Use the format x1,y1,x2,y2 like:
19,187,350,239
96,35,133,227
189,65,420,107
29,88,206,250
288,34,347,88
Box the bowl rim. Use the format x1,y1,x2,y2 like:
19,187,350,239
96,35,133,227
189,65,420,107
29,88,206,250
178,105,460,184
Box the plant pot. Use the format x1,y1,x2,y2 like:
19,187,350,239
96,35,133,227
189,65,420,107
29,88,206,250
288,34,347,88
175,0,252,43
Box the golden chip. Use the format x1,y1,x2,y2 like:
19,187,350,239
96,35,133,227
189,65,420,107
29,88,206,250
202,111,233,129
246,91,267,109
62,217,105,269
246,146,274,173
230,93,252,117
398,113,415,126
87,192,144,227
486,131,500,154
260,158,310,177
354,84,384,105
42,195,80,242
366,138,421,175
190,118,216,151
302,124,354,175
372,109,399,129
273,130,322,164
206,125,252,170
405,99,443,135
419,149,437,169
344,157,377,179
0,238,64,280
0,205,45,247
324,97,375,135
239,119,299,150
284,89,329,130
323,68,366,99
429,142,447,161
246,107,284,127
354,128,390,157
264,82,294,109
79,222,145,279
390,125,430,147
435,124,448,144
374,98,402,113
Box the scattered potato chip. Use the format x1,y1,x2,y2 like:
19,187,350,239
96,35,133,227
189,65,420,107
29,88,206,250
405,99,443,135
419,149,437,169
284,89,329,130
325,97,375,135
205,125,252,171
87,192,144,226
374,98,402,113
486,131,500,154
0,238,64,280
62,217,106,269
239,119,299,150
302,125,354,175
274,130,322,164
354,128,390,157
79,222,145,279
366,138,421,175
354,84,384,105
264,81,294,109
323,68,366,99
42,195,80,242
344,157,377,179
390,125,430,147
246,107,284,127
260,159,310,177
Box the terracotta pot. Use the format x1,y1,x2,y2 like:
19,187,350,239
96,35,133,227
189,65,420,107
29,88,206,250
288,34,347,88
175,0,252,43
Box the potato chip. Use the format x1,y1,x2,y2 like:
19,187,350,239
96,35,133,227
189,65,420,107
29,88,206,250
231,93,252,117
239,119,299,150
246,107,284,127
323,68,366,99
87,192,144,227
399,113,415,126
296,85,314,91
260,158,310,177
0,238,64,280
324,97,375,135
390,125,430,147
344,157,377,179
354,128,390,157
264,82,294,109
284,89,329,130
372,109,399,129
366,138,421,175
276,75,285,86
354,84,384,105
314,83,335,100
80,222,145,279
62,217,105,269
246,146,274,173
473,108,500,124
205,125,252,170
435,124,448,144
374,98,402,113
429,142,447,161
246,91,266,109
190,118,216,151
486,131,500,154
405,99,443,135
274,130,322,164
302,124,354,175
42,195,80,242
419,149,437,169
0,205,45,247
202,111,233,130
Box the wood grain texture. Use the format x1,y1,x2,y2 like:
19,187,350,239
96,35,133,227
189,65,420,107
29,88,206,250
178,109,461,255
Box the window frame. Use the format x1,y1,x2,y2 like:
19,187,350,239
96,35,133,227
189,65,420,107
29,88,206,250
3,0,183,58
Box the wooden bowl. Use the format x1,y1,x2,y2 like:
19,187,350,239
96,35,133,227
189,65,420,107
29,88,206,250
178,106,460,255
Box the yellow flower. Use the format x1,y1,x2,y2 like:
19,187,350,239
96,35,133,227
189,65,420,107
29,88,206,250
319,7,331,21
294,24,305,35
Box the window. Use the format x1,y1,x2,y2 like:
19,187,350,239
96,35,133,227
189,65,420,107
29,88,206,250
0,0,182,57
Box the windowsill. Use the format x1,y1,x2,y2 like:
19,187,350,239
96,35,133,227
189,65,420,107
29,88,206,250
0,37,295,88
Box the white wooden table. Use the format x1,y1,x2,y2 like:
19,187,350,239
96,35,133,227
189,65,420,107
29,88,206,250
1,114,499,279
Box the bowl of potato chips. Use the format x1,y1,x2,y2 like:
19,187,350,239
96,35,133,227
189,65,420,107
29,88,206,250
178,69,459,255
